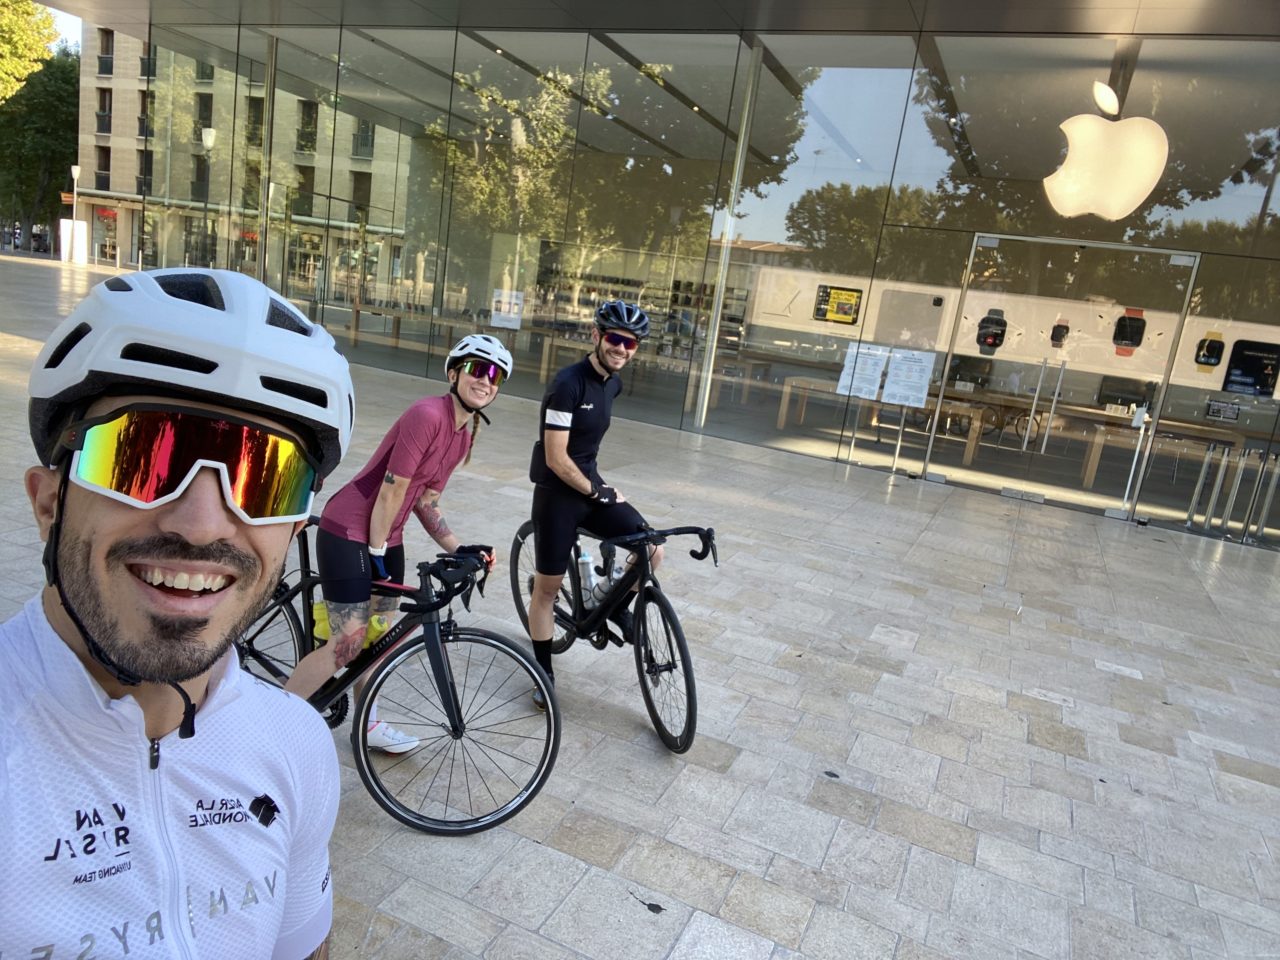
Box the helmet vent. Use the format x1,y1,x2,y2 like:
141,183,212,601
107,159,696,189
120,343,218,374
261,375,326,411
105,277,132,292
153,273,226,311
266,301,310,336
44,322,92,369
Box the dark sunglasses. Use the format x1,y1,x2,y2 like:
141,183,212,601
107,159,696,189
602,331,640,351
458,358,506,386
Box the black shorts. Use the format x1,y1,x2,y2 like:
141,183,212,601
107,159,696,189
531,482,648,577
315,527,406,604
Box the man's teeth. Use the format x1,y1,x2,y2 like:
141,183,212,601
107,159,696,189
139,568,229,592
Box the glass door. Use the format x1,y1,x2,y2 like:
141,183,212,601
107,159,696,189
924,234,1199,515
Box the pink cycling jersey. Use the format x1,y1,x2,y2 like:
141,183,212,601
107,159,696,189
319,394,471,547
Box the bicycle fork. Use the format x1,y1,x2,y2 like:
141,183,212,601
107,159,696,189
420,619,466,738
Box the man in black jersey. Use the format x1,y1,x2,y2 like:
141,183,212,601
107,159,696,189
526,300,662,705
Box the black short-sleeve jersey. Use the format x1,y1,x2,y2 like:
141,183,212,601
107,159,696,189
536,355,621,486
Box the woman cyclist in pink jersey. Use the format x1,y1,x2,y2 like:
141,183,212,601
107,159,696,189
285,334,512,752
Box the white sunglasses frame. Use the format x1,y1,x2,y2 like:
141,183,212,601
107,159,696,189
68,449,315,526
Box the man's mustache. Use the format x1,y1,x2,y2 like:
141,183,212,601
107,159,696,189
105,534,258,578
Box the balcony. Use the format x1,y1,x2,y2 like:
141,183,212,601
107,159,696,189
94,171,110,190
95,111,112,134
97,55,113,75
137,115,154,138
246,123,263,148
196,63,215,82
351,132,374,158
290,194,313,217
190,180,209,202
295,131,317,153
139,56,156,79
136,175,152,196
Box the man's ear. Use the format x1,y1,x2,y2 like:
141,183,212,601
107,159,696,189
25,466,60,541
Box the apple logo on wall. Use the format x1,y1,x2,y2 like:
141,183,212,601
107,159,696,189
1043,81,1169,221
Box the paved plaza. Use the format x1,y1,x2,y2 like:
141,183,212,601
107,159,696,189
2,254,1279,959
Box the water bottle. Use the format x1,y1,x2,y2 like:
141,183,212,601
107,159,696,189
578,544,600,608
587,555,625,608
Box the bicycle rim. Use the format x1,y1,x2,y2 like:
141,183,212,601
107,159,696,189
633,585,697,753
238,593,305,687
511,519,576,654
352,628,560,835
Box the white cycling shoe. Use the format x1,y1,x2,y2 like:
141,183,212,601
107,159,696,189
366,720,419,754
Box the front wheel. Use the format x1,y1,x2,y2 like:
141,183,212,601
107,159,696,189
633,585,697,753
511,519,577,654
351,627,560,835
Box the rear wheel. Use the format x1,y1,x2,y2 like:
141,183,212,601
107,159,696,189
238,589,348,729
351,627,560,835
633,585,696,753
510,519,577,654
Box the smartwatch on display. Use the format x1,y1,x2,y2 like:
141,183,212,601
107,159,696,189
977,309,1007,356
1112,308,1146,357
1050,319,1070,348
1195,331,1224,371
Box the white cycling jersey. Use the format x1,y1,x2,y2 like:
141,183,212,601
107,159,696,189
0,596,339,959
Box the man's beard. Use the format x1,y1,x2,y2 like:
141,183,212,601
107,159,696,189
58,532,273,684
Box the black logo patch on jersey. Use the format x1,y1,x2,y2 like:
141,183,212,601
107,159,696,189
250,793,280,827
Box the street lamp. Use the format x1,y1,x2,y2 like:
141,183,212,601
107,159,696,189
69,165,81,260
201,127,217,267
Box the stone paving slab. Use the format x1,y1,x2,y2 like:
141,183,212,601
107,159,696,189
3,254,1280,958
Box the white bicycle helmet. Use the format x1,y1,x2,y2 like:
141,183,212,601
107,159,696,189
29,268,354,480
445,333,514,380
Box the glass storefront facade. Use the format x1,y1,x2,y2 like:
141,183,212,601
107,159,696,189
135,23,1280,545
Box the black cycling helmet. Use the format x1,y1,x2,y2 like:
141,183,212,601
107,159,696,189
594,300,650,339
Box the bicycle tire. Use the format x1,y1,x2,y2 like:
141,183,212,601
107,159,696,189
238,591,349,729
510,519,577,654
351,626,560,835
633,585,697,753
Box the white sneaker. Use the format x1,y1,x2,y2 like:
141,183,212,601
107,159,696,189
366,720,419,754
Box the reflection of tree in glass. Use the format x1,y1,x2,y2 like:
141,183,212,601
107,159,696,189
422,58,812,311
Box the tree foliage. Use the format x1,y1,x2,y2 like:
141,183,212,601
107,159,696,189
0,0,57,104
0,44,78,249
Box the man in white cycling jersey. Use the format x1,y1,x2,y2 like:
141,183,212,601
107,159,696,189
0,269,354,958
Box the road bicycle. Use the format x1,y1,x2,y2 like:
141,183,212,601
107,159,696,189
510,521,717,753
236,521,560,835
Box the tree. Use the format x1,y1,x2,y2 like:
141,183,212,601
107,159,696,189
0,0,57,104
0,44,78,250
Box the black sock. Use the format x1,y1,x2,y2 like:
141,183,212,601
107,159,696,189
532,639,554,681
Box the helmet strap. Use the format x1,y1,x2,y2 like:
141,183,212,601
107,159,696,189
45,473,197,739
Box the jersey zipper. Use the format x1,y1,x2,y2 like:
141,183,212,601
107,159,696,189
145,737,198,958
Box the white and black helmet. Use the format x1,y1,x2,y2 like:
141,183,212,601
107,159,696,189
29,268,354,479
445,333,514,380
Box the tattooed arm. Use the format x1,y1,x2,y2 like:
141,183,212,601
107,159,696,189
369,471,411,549
413,487,460,553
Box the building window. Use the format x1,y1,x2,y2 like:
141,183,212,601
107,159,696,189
297,100,318,152
95,146,111,190
136,149,153,195
351,170,372,220
97,29,114,75
292,165,315,216
193,92,213,141
243,162,261,209
139,42,156,79
191,154,209,201
351,118,374,158
96,88,112,134
196,62,215,82
137,91,154,138
245,96,264,147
